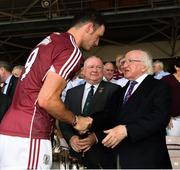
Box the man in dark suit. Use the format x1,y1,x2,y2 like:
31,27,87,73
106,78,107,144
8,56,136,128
101,50,172,169
0,61,18,101
0,61,18,121
60,56,121,169
0,92,10,122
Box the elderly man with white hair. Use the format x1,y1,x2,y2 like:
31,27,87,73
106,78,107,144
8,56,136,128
95,49,172,169
153,60,169,79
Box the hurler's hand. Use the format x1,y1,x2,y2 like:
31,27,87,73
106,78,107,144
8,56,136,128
73,116,93,133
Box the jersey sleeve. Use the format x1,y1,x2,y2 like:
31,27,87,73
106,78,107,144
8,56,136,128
50,47,82,80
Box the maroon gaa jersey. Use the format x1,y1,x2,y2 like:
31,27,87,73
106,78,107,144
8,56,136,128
0,32,83,139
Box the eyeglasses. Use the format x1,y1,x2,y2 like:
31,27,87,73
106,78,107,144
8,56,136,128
86,65,103,70
120,59,142,65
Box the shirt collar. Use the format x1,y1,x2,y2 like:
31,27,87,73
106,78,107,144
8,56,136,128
85,82,100,91
156,70,164,75
5,74,12,84
134,73,148,84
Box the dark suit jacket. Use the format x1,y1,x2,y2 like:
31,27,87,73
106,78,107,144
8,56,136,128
60,80,121,169
0,92,11,122
108,75,172,169
6,75,18,101
0,75,18,121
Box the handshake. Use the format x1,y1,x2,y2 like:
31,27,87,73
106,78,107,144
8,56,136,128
72,115,93,134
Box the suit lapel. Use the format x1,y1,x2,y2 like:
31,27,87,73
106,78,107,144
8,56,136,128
120,81,129,103
94,81,106,97
122,75,153,105
77,85,85,114
92,81,106,112
6,76,13,95
129,75,153,101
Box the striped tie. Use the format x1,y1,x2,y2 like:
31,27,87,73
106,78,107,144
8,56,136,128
123,81,137,104
83,85,94,115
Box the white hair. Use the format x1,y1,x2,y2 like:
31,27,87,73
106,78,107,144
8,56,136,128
84,56,103,68
140,50,153,75
153,60,164,70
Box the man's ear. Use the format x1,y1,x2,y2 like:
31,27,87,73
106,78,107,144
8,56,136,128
141,65,147,73
85,22,94,34
0,67,5,72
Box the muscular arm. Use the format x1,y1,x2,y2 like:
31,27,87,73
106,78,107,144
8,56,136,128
38,71,75,124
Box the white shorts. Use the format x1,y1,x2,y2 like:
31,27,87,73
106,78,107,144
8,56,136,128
0,134,52,170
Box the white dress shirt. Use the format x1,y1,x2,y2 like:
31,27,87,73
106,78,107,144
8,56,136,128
112,77,129,87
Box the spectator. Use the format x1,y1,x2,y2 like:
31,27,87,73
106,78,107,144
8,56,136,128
0,9,105,169
0,61,18,101
61,67,85,102
113,57,128,87
0,61,17,121
162,57,180,136
0,78,11,122
12,65,24,78
101,50,172,169
70,67,85,87
0,92,10,122
153,60,170,79
60,56,121,169
113,55,123,80
103,62,115,82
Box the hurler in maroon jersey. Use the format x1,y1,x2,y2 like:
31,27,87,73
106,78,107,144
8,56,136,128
0,9,105,169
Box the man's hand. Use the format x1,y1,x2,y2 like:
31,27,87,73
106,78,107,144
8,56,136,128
73,116,93,132
102,125,127,148
78,132,97,152
69,135,82,152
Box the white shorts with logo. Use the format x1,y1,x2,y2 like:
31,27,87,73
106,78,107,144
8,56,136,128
0,134,52,170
